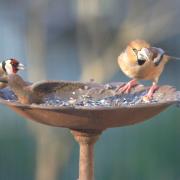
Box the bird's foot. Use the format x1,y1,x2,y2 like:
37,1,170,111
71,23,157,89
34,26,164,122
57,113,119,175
116,79,138,94
143,84,159,102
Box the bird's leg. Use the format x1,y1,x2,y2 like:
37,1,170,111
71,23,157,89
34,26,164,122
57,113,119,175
143,82,159,101
116,79,138,93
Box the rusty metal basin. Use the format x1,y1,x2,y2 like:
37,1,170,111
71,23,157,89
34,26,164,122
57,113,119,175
0,79,179,180
0,80,178,131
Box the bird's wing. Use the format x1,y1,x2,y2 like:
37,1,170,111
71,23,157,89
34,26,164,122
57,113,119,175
31,81,63,94
150,47,165,66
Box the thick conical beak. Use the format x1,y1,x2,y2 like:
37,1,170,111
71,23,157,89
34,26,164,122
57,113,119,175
137,48,151,61
18,63,25,70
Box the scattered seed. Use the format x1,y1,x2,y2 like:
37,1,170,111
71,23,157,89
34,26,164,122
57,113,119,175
0,86,179,108
84,85,89,90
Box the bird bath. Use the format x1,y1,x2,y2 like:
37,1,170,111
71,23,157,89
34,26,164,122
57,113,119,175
0,79,179,180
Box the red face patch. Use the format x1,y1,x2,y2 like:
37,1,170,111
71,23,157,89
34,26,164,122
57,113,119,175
10,59,19,73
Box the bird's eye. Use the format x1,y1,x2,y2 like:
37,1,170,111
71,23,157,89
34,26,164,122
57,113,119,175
132,48,138,54
10,59,18,67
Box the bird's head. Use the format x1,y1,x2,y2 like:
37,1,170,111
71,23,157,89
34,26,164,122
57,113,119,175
126,39,151,65
2,59,24,75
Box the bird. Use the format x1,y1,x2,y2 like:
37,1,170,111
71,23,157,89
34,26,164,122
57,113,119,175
117,39,179,101
0,58,24,88
2,74,46,104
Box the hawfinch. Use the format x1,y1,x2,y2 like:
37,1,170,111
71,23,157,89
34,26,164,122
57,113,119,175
117,39,177,101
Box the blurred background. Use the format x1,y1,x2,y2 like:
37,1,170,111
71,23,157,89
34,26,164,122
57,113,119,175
0,0,180,179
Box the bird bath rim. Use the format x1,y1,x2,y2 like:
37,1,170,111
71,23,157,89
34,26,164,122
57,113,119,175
0,79,178,180
0,79,177,110
0,80,178,130
0,97,176,110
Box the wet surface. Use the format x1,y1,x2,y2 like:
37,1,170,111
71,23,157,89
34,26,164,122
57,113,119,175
42,89,150,107
0,82,179,108
0,88,17,102
0,81,178,129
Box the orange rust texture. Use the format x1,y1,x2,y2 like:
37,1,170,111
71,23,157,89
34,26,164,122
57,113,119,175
71,130,101,180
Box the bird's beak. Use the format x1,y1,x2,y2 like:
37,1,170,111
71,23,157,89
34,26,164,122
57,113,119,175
138,48,151,61
18,63,25,70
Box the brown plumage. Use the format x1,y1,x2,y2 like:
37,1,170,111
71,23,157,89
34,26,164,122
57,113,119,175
0,74,47,104
117,39,170,101
7,74,43,104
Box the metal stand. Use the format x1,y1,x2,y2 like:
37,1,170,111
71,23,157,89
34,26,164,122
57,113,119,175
71,130,101,180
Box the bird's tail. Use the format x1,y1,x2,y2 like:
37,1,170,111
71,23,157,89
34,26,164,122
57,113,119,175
166,55,180,60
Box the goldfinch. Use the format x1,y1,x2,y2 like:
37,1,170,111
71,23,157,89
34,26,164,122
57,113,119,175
0,59,24,88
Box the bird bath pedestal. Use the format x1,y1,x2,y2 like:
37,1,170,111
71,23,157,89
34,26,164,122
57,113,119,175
71,129,101,180
0,79,178,180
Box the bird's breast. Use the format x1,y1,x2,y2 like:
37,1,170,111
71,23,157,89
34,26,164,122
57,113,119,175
118,54,166,81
